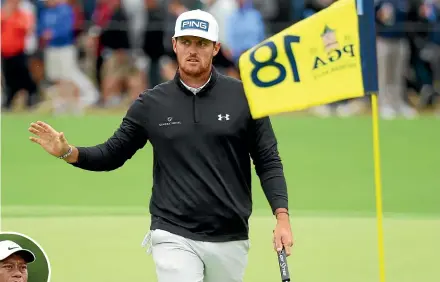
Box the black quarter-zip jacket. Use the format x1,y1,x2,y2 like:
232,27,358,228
71,67,288,242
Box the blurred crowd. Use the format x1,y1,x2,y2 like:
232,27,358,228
1,0,440,118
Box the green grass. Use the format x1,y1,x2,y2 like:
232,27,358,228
1,113,439,281
2,215,439,282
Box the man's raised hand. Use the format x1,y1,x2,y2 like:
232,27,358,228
28,121,70,158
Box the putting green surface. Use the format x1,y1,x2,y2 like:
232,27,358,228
2,213,439,282
1,113,439,281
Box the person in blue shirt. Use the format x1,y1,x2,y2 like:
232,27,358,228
38,0,98,115
38,0,75,47
226,0,266,65
375,0,417,119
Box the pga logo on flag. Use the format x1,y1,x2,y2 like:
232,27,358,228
181,19,209,32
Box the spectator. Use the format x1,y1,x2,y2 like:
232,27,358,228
291,0,305,23
88,0,145,106
1,0,38,111
202,0,237,47
271,0,293,34
143,0,167,87
416,0,440,110
38,0,99,115
122,0,146,52
68,0,87,72
88,0,125,90
82,0,97,21
202,0,240,78
405,29,436,109
375,0,417,119
226,0,266,65
20,0,38,55
122,0,149,97
23,0,46,90
68,0,85,39
252,0,278,26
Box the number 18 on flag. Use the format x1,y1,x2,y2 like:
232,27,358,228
239,0,374,119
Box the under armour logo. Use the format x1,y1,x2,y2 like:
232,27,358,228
218,114,230,121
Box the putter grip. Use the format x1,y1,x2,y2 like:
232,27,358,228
277,249,290,282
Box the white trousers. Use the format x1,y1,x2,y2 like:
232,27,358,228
44,45,99,106
376,37,410,112
143,229,250,282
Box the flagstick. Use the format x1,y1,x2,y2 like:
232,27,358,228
357,0,385,278
370,93,386,282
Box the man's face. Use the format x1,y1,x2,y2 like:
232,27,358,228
0,254,28,282
173,36,221,77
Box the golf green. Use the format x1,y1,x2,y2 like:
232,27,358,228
2,214,439,282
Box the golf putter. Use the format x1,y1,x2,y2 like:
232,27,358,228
277,248,290,282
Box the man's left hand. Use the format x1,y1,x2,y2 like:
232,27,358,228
273,211,293,256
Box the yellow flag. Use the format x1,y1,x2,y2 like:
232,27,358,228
238,0,365,118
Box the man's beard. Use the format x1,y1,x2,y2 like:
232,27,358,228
178,55,212,77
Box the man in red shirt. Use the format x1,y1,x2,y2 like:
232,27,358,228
1,0,38,111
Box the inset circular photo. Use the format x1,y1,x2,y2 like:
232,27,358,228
0,232,51,282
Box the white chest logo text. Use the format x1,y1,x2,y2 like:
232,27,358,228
159,117,182,127
218,114,230,121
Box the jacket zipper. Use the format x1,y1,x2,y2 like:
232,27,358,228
193,95,199,123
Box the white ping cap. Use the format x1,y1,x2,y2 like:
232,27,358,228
173,9,219,42
0,240,36,263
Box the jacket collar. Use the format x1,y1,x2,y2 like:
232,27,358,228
174,66,219,97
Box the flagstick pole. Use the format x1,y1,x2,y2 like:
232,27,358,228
370,92,386,282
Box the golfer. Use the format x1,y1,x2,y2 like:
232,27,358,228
29,9,293,282
0,240,36,282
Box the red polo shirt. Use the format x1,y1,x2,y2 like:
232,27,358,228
1,8,33,58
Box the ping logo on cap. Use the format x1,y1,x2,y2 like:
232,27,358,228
181,19,209,32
